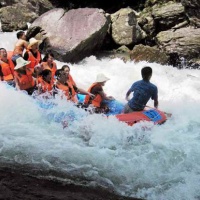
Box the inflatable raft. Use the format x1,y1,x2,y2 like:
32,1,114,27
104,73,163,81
78,94,169,126
114,108,167,126
2,83,169,127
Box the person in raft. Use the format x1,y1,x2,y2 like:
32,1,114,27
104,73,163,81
40,52,57,81
84,73,114,114
23,38,42,76
37,69,53,95
61,65,76,86
0,48,15,87
14,57,36,95
54,68,94,103
124,66,158,113
12,31,28,65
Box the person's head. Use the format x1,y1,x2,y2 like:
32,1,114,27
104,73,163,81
41,69,52,83
0,48,7,60
141,66,152,81
17,31,26,40
28,38,40,51
62,65,70,76
95,73,110,86
14,57,31,71
55,69,67,83
43,52,54,63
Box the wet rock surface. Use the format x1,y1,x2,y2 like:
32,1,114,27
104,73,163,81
0,167,142,200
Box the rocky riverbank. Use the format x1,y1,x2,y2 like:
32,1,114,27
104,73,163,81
0,167,142,200
0,0,200,67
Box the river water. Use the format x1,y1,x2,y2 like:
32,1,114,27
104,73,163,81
0,32,200,200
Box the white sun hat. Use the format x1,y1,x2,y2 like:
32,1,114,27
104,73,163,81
95,73,110,83
28,37,41,48
14,57,31,70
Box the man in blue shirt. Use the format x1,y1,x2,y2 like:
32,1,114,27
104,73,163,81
124,66,158,113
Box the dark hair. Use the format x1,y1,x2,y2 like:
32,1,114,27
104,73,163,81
16,31,25,39
0,48,6,51
141,66,152,80
42,52,54,62
55,69,64,78
61,65,70,71
40,69,51,79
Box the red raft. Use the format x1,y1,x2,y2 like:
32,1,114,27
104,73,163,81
115,108,169,126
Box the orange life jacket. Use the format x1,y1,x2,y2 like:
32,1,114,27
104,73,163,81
7,51,14,60
0,59,15,81
26,50,41,69
84,83,103,107
41,61,57,79
55,80,78,103
14,68,35,90
37,76,53,93
69,74,76,86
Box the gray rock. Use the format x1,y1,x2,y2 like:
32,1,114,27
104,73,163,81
111,8,146,46
145,0,171,7
156,26,200,60
130,44,170,65
0,0,53,31
14,0,54,15
31,8,109,63
0,4,37,31
181,0,200,27
115,45,130,53
152,2,186,31
138,12,155,36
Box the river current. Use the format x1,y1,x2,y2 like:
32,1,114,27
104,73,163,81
0,32,200,200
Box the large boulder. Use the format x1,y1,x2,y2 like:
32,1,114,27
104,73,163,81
110,8,146,46
130,44,170,65
145,0,172,7
156,26,200,66
181,0,200,27
0,4,37,31
13,0,54,15
152,1,186,31
31,8,109,63
26,26,48,42
138,11,155,37
0,0,53,31
138,1,187,44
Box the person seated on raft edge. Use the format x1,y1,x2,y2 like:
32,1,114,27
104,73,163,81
62,64,76,86
83,73,115,114
36,69,54,97
53,68,94,103
23,37,42,78
0,48,15,87
124,66,159,114
12,31,29,65
14,57,37,95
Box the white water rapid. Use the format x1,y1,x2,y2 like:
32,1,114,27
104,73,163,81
0,32,200,200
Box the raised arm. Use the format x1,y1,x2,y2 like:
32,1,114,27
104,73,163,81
14,76,20,90
77,87,95,98
23,40,29,50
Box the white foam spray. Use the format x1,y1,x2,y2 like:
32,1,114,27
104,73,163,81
0,32,200,200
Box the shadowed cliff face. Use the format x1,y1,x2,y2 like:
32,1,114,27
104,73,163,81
48,0,146,13
0,0,13,7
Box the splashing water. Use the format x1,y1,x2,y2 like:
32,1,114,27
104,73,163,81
0,32,200,200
